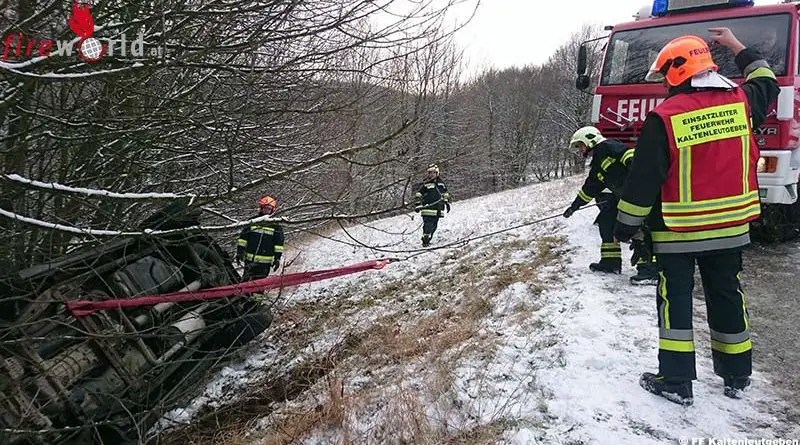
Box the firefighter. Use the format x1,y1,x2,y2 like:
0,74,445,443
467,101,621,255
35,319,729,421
563,126,658,285
414,164,450,247
237,195,285,280
613,28,779,406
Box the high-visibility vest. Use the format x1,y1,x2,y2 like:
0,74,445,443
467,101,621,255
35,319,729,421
652,88,761,233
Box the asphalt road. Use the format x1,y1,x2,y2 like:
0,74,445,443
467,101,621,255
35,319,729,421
742,239,800,424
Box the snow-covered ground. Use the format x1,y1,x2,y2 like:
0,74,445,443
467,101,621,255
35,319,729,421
154,175,800,444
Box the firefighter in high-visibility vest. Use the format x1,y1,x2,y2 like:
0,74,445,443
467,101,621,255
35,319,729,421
414,164,450,247
237,195,285,280
563,126,658,285
613,28,779,406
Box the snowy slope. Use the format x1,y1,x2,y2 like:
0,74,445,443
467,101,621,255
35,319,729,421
154,175,800,444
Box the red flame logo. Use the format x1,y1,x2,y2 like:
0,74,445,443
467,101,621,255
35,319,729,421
68,1,94,38
68,1,106,62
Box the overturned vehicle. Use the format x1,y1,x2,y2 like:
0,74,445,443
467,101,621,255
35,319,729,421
0,205,272,445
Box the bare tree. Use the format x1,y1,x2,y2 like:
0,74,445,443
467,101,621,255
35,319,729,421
436,24,604,194
541,24,606,177
0,1,485,444
0,0,479,271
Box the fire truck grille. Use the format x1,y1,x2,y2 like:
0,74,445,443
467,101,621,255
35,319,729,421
599,127,641,147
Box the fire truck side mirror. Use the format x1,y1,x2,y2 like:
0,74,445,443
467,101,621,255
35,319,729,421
577,44,588,75
575,74,591,91
576,44,590,90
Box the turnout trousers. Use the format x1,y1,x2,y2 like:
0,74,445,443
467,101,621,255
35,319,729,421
596,193,622,261
597,192,656,271
243,262,271,281
422,215,440,244
656,250,752,381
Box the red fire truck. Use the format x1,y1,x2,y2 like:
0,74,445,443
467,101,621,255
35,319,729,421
576,0,800,240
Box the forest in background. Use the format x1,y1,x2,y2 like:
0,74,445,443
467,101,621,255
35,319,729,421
0,0,606,270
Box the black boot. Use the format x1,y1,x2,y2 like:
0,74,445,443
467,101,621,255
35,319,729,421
630,263,658,286
723,376,751,399
421,234,431,247
589,258,621,274
639,372,693,406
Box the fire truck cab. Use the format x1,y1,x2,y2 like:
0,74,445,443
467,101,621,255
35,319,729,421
576,0,800,240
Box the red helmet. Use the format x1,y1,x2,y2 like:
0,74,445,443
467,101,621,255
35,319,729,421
258,195,277,214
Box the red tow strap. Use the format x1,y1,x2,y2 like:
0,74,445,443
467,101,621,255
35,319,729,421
66,259,392,317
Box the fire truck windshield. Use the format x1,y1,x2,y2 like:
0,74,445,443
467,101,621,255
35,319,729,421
600,13,790,85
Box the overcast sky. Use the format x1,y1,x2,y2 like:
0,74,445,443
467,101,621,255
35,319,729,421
451,0,775,75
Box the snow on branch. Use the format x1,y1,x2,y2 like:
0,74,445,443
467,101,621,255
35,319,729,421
0,54,57,71
1,63,146,78
0,203,411,238
0,207,275,237
0,207,141,237
2,174,197,203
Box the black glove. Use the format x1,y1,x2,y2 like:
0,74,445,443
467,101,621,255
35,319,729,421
613,223,638,243
445,202,451,213
629,239,651,267
563,206,576,218
272,261,280,271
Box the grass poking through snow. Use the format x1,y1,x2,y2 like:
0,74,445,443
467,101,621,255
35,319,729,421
156,233,572,445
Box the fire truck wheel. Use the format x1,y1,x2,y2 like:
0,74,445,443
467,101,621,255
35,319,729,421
751,201,800,243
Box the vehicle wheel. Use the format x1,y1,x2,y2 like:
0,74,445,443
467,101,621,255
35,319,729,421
751,201,800,243
154,352,219,413
206,311,272,350
94,423,142,445
148,312,272,401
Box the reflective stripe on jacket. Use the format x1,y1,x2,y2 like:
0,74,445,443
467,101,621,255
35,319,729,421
415,177,449,217
237,219,284,264
645,88,760,253
615,48,779,254
570,139,635,210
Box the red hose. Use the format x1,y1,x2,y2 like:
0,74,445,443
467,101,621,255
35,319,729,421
66,259,392,317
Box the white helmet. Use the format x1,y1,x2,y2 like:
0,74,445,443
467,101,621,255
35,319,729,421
427,164,439,176
569,126,606,152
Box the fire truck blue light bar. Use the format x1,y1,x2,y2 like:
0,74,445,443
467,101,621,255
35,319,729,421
652,0,754,17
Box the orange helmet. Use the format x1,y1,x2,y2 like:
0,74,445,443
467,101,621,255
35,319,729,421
646,35,718,87
258,195,277,213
